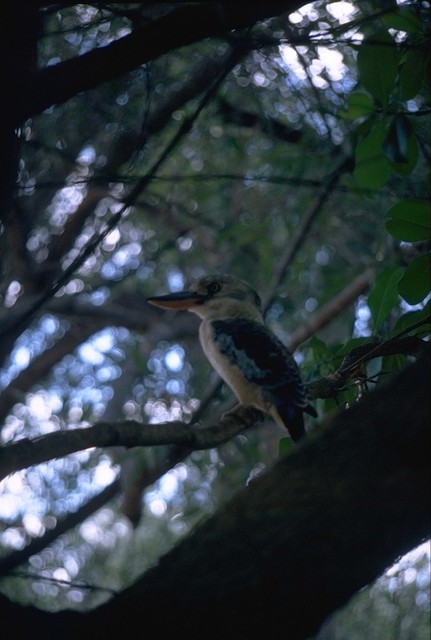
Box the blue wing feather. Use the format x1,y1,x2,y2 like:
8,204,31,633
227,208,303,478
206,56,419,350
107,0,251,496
211,318,315,440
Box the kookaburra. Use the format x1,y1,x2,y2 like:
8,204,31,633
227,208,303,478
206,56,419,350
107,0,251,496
147,274,316,442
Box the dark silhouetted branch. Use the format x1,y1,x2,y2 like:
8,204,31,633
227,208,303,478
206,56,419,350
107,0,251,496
1,355,429,639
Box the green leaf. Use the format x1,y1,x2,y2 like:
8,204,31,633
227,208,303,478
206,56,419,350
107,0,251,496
399,46,427,100
279,437,294,457
354,123,392,189
367,267,403,331
357,31,399,106
334,337,376,360
398,255,431,304
382,7,423,33
381,353,408,375
391,301,430,336
307,336,332,364
389,129,418,177
340,92,375,120
383,115,412,164
385,200,431,242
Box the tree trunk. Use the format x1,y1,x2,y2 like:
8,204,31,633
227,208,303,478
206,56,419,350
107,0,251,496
1,355,429,639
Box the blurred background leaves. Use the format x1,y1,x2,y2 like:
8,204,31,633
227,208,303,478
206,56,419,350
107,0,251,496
0,1,429,635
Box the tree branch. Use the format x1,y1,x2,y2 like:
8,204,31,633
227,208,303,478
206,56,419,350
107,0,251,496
0,320,102,427
1,354,429,639
288,268,374,350
0,46,248,352
262,155,354,311
43,45,253,283
219,97,303,143
19,2,302,123
0,480,120,576
0,406,263,481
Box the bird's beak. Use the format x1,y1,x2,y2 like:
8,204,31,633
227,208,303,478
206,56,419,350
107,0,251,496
147,290,205,310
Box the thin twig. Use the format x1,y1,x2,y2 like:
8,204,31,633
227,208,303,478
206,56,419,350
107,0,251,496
262,156,352,312
0,48,245,340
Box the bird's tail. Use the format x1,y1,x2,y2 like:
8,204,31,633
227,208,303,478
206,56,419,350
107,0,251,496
270,403,306,443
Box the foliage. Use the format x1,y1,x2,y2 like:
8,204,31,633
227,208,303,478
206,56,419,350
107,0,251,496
0,0,429,634
318,545,430,640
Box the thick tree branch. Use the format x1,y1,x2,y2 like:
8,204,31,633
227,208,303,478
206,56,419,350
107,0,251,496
288,269,373,350
0,5,39,220
0,406,263,481
219,97,303,143
19,2,301,124
307,335,430,400
0,445,193,574
1,355,429,639
1,315,425,483
0,480,120,576
0,297,198,435
43,45,252,284
0,46,248,354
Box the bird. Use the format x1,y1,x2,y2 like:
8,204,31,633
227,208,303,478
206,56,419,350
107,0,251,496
147,274,316,442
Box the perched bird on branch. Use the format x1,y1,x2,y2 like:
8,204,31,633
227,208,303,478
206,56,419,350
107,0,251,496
147,274,316,442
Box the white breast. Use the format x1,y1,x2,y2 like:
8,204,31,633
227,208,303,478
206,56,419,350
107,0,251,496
198,320,268,409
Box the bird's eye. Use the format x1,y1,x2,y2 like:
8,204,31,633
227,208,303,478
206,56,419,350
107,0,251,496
207,281,221,295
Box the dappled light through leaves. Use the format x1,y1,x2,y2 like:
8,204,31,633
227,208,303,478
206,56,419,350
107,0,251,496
0,1,429,636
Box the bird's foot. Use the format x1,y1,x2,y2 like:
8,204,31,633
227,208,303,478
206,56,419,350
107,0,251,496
223,404,265,426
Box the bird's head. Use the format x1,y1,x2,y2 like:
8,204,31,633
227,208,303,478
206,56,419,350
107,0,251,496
147,274,262,321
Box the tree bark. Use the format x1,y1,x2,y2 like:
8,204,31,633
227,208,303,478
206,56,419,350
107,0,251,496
1,355,429,639
18,2,303,124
